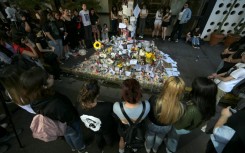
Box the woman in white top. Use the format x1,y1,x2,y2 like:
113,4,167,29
152,8,163,38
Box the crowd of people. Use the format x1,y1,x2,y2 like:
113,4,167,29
0,0,245,153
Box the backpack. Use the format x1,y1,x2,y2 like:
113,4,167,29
30,114,67,142
119,101,146,151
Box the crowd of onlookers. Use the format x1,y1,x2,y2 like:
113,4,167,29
0,0,245,153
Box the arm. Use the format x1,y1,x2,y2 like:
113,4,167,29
215,75,234,82
214,107,232,129
186,9,192,21
36,43,54,52
24,21,31,33
44,32,57,44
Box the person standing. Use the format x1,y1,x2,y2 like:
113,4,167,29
169,2,192,42
161,6,171,41
79,4,92,48
90,8,100,41
166,77,217,153
138,4,148,39
113,79,150,153
145,76,185,153
77,80,114,153
111,5,118,36
152,8,163,39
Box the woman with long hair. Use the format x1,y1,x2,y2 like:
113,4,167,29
0,66,36,114
20,67,86,153
77,79,114,152
166,77,217,153
113,78,150,153
145,76,185,153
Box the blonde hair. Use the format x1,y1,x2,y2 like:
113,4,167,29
155,76,185,124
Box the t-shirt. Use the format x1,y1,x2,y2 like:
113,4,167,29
79,10,91,26
155,10,162,20
178,9,186,20
90,14,99,25
218,63,245,92
77,102,114,134
35,37,49,50
42,21,60,40
12,43,32,54
113,100,150,124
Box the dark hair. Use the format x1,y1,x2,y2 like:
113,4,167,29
20,67,54,103
190,77,217,121
0,66,24,105
112,5,118,15
121,79,142,104
77,79,100,109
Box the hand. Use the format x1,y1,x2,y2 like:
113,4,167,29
221,107,232,118
51,46,55,52
223,58,229,62
53,40,58,45
208,73,217,79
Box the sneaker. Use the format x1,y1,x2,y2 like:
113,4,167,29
77,145,86,153
67,51,73,55
72,149,76,152
153,148,158,153
175,39,178,43
0,123,8,128
0,145,8,153
144,142,150,153
166,147,174,153
168,38,171,41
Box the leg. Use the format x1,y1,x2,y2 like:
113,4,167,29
177,23,185,40
170,20,180,40
64,120,85,151
166,127,180,153
163,27,167,40
156,24,161,37
141,18,146,36
119,137,125,153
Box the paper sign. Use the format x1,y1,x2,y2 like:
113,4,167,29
133,4,140,18
119,23,126,29
125,71,131,76
130,59,137,65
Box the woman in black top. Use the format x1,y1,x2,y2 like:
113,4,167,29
77,79,114,152
89,8,100,41
35,30,61,80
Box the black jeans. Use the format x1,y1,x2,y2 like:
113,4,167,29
170,20,186,40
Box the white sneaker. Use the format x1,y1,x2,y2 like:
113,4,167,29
145,142,151,153
175,39,178,43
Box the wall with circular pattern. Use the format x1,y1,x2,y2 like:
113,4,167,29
201,0,245,41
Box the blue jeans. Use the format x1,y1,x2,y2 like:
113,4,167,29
192,37,200,45
48,39,63,59
166,127,190,152
145,121,172,152
64,120,85,150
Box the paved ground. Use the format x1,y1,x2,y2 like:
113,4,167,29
2,38,225,153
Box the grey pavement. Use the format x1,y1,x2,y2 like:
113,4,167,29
3,38,224,153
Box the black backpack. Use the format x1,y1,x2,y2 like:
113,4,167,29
119,101,146,152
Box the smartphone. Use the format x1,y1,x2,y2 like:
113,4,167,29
229,107,237,114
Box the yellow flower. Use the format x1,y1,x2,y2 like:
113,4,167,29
117,63,123,68
93,41,101,50
145,52,153,59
